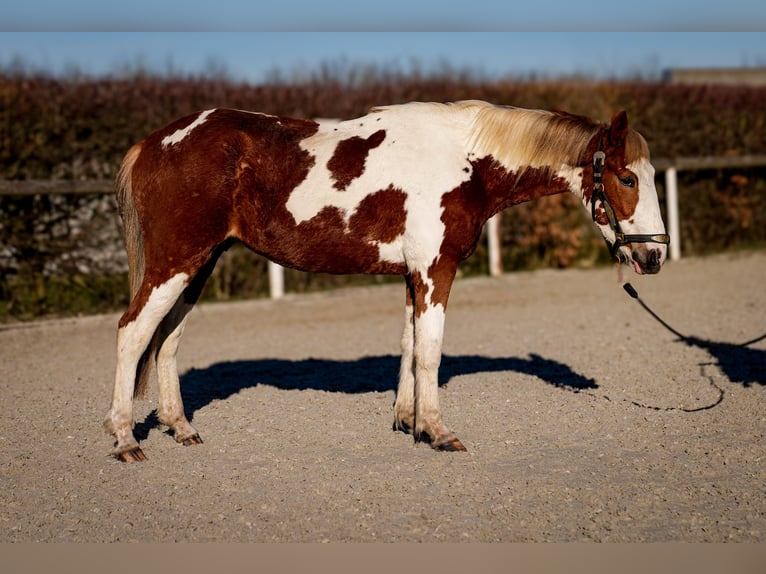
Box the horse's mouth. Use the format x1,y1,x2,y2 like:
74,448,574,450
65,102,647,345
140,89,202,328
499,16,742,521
631,248,663,275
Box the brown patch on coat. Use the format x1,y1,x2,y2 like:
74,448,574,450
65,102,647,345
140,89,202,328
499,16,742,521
349,185,407,244
472,156,571,215
273,190,407,276
235,180,407,276
419,173,487,315
426,257,457,314
118,109,322,325
215,116,403,276
414,156,574,317
407,269,429,315
327,129,386,190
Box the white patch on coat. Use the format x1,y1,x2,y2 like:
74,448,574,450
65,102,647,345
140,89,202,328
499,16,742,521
286,103,476,268
162,109,215,147
622,159,664,232
622,158,668,262
556,165,584,198
374,236,406,265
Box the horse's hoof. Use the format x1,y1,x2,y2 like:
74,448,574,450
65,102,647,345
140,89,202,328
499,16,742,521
434,437,467,452
182,434,203,446
392,420,413,435
114,447,147,462
413,430,467,452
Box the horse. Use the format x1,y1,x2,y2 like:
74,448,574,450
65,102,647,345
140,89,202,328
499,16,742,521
104,100,669,461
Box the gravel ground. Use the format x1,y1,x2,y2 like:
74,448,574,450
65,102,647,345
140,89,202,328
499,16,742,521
1,250,764,542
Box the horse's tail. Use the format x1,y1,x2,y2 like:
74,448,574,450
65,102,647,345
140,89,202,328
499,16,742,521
116,144,145,299
115,144,152,399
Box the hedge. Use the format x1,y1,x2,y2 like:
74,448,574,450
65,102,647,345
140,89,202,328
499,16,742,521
1,71,765,319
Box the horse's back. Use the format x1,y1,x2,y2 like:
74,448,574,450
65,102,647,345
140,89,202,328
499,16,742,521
121,104,480,276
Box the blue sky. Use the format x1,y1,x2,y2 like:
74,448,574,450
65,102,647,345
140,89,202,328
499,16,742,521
3,33,765,83
2,2,765,82
3,1,766,31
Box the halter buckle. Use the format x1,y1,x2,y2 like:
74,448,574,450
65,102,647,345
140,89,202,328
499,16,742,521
592,150,605,185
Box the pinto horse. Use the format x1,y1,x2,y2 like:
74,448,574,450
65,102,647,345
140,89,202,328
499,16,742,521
104,100,668,461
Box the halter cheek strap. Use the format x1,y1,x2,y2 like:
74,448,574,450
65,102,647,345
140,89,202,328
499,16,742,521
591,144,670,259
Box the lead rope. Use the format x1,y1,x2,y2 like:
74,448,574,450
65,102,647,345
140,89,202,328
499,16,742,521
587,267,766,413
619,268,766,348
579,364,724,412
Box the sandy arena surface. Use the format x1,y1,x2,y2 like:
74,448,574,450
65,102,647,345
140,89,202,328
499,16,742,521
1,250,764,542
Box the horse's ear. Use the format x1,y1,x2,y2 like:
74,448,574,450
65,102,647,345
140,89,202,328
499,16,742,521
608,110,629,145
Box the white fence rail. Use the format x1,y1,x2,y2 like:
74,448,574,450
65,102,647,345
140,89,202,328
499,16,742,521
3,154,765,298
653,155,766,262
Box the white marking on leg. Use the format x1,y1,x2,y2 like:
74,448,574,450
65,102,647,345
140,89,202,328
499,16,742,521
162,109,215,147
105,273,189,452
394,303,415,429
155,304,199,442
413,303,447,438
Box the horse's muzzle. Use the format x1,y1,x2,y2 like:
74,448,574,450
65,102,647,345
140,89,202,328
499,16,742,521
631,246,665,275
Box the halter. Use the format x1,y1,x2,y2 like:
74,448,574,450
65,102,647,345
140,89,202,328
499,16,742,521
591,139,670,259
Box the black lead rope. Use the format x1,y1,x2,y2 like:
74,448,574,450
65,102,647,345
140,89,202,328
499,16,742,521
622,282,766,349
584,144,760,411
622,282,687,342
603,281,766,413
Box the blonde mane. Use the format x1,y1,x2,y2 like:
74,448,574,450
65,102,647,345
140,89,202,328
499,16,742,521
461,100,653,169
460,100,601,170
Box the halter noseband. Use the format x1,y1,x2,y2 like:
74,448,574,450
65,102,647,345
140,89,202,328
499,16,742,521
591,140,670,259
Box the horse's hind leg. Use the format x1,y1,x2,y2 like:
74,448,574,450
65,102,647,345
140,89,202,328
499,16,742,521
154,299,201,445
104,272,191,461
154,263,216,447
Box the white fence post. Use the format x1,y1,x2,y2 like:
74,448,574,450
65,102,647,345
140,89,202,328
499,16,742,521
664,166,681,261
487,213,503,277
268,261,284,299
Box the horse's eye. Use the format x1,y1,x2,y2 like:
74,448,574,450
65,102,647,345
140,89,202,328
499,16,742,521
619,175,636,188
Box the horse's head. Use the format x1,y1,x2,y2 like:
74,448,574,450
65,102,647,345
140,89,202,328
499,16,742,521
586,111,669,275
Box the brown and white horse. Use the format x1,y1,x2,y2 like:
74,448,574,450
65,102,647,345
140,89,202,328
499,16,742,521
104,100,668,461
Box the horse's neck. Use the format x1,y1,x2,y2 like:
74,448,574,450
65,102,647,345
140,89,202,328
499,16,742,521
464,106,586,219
473,157,577,220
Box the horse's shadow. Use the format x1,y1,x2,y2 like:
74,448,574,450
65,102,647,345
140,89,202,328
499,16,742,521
133,353,597,440
133,335,764,441
680,335,765,387
179,352,598,413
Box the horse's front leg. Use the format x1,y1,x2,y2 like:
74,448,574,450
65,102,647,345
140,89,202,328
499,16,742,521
412,302,466,451
393,298,416,433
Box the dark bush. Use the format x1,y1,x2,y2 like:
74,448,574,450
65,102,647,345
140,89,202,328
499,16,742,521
1,71,764,320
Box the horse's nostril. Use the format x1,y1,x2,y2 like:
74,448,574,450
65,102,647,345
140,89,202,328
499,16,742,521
649,250,660,266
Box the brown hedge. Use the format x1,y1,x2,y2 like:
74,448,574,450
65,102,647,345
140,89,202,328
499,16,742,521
1,72,765,319
3,73,765,180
